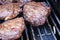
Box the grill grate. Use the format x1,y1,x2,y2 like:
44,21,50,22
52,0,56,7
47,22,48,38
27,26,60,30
0,0,59,40
18,0,60,40
47,0,60,36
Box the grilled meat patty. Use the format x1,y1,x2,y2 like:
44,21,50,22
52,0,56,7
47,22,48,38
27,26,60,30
0,3,22,20
0,17,25,40
23,2,51,26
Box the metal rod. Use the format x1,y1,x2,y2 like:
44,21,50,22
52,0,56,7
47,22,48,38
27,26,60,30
21,36,23,40
44,26,52,35
30,25,36,40
25,27,29,40
37,28,43,40
47,19,57,40
50,15,60,35
52,10,60,25
41,34,45,36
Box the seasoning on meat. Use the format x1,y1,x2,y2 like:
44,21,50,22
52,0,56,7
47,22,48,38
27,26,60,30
0,17,25,40
0,3,22,20
23,2,51,26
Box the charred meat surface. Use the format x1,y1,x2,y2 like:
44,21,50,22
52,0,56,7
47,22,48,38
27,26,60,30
23,2,51,26
0,17,25,40
0,0,13,5
0,3,22,20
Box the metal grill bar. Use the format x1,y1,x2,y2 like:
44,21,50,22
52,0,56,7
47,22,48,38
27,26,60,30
25,27,29,40
39,26,46,36
44,26,51,35
30,26,36,40
46,0,60,35
41,34,45,36
44,27,47,34
51,10,60,25
21,36,23,40
50,15,60,35
37,28,43,40
47,20,57,40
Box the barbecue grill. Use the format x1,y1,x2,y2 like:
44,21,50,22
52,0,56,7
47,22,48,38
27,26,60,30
0,0,60,40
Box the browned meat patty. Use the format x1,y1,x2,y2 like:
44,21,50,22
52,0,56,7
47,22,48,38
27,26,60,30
0,17,25,40
23,2,51,26
0,0,13,5
0,3,22,20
